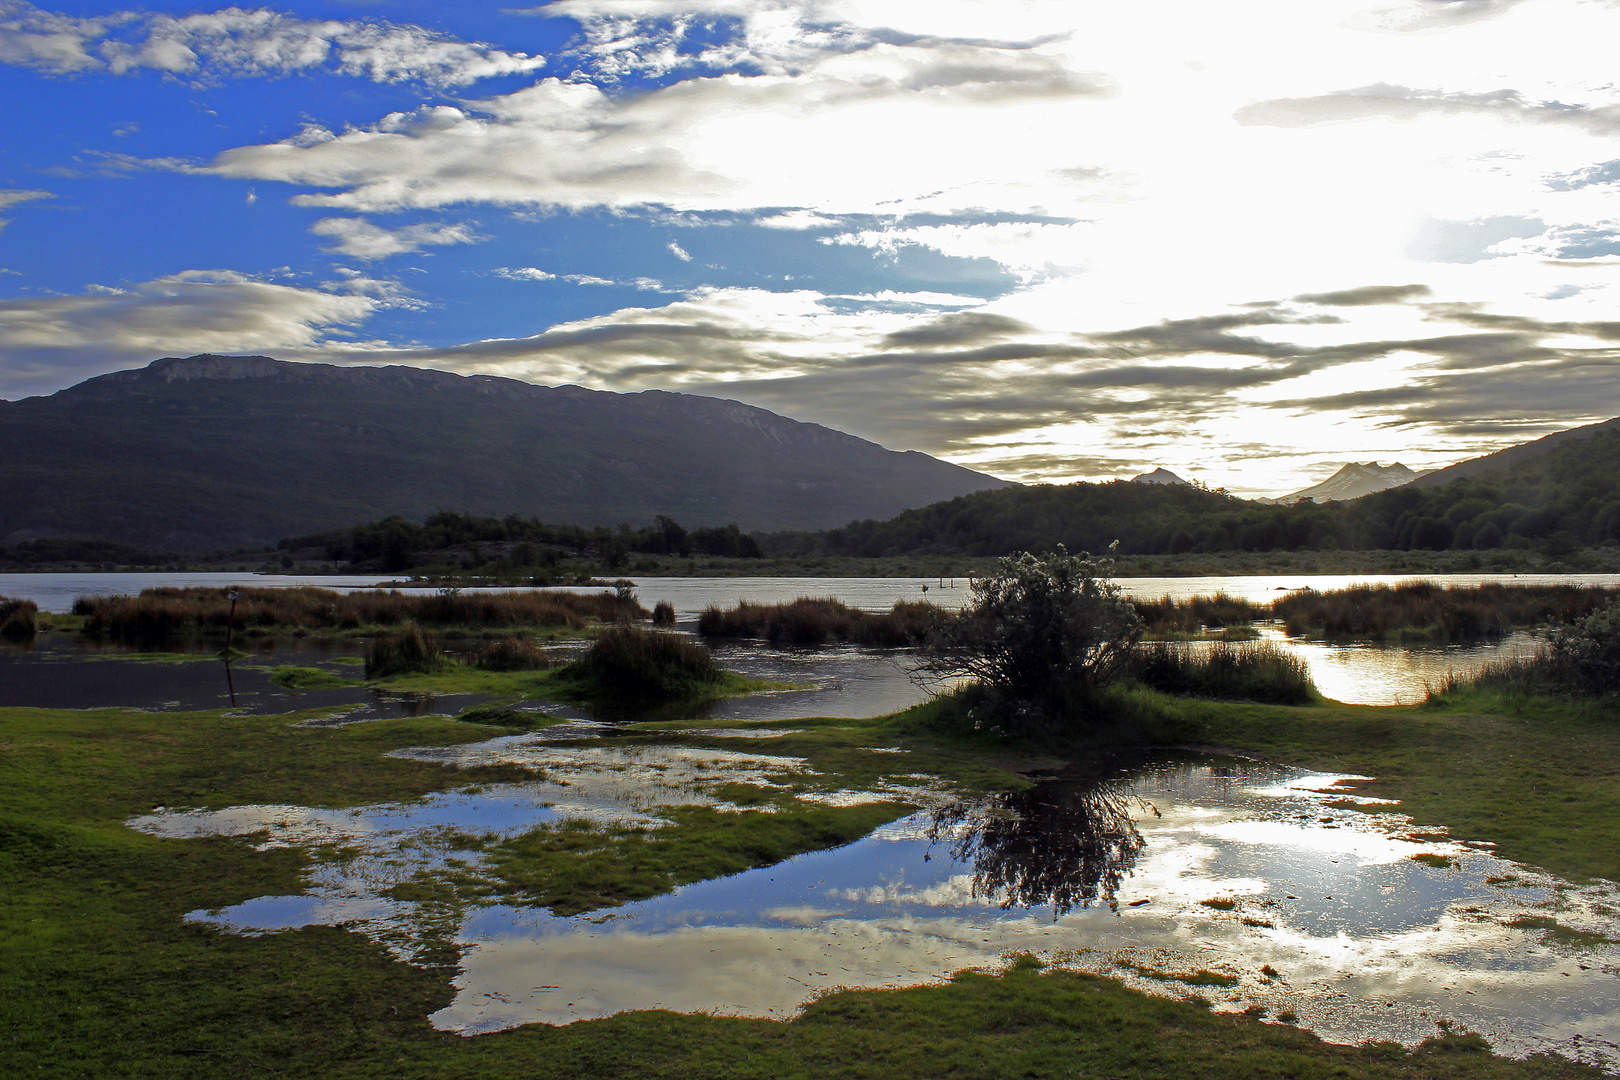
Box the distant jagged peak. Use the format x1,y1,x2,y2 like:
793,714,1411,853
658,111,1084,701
1264,459,1434,504
1130,467,1189,486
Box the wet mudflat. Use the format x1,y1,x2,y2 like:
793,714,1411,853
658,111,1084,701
129,741,1620,1072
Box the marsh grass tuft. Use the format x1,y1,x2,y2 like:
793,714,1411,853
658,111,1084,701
1133,592,1262,634
652,600,676,626
465,634,553,672
1129,642,1314,704
365,623,451,678
0,595,39,640
557,625,725,703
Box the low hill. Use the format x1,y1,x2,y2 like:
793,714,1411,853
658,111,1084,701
0,355,1011,552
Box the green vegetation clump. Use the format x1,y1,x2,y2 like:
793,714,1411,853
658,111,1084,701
456,706,555,728
465,634,553,672
268,665,354,690
918,547,1144,732
698,596,941,646
73,585,643,645
364,623,451,678
555,625,726,703
0,595,38,640
1129,642,1314,705
652,600,676,626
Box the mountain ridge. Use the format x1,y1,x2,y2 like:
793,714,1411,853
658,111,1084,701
0,354,1011,551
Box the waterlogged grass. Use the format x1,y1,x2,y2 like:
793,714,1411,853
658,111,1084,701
3,696,1615,1078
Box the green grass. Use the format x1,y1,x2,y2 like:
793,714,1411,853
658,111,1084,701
268,664,357,690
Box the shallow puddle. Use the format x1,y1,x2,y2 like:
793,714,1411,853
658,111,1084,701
130,744,1620,1070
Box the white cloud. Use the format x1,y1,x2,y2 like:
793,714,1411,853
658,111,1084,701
0,187,53,211
667,240,692,261
756,209,839,230
492,267,667,290
0,269,394,395
193,36,1111,216
0,1,544,85
309,216,482,259
494,266,558,281
0,186,50,232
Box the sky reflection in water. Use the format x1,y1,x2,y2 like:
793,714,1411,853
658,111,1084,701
131,744,1620,1071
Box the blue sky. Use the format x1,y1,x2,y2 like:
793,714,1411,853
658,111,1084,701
4,0,1620,496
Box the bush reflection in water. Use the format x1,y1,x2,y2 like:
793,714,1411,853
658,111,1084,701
926,773,1151,915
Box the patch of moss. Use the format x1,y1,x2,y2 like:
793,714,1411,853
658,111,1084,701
454,706,564,730
269,664,356,690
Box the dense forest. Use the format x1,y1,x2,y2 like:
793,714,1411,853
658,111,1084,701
759,426,1620,558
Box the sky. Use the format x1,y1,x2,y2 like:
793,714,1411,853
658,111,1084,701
3,0,1620,497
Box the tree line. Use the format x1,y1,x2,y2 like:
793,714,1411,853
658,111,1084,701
280,511,761,571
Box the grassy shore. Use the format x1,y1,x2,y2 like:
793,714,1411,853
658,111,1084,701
4,687,1617,1078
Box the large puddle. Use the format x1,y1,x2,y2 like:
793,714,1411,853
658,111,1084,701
127,740,1620,1070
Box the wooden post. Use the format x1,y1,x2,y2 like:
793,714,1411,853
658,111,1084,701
224,587,239,656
